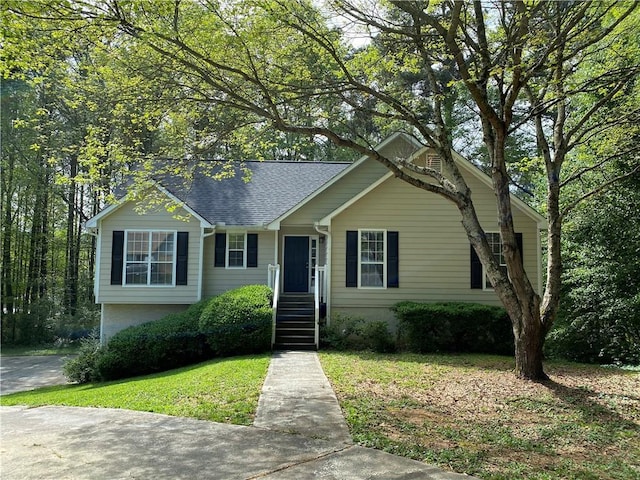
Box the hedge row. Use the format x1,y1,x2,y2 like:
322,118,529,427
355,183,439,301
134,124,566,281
64,285,273,383
393,301,514,355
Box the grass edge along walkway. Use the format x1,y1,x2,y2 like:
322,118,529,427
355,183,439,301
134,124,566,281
0,354,271,425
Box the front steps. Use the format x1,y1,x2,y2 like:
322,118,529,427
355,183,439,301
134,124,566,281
274,294,316,350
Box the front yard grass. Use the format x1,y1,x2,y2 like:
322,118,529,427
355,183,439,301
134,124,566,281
319,352,640,480
0,354,270,425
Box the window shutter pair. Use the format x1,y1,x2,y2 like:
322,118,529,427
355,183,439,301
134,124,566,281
214,233,258,268
345,230,399,288
470,233,522,289
110,231,188,285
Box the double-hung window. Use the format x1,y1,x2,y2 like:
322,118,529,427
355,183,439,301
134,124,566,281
359,229,386,288
227,232,246,268
124,231,175,286
484,232,507,290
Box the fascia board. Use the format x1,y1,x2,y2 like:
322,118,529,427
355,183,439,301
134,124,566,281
317,171,395,226
85,184,214,229
267,132,421,229
451,151,548,229
154,184,214,228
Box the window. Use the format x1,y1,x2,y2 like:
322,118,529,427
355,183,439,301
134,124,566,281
227,232,246,268
124,231,175,286
484,232,507,290
359,230,385,288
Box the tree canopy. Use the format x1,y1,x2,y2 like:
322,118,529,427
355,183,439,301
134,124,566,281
3,0,639,376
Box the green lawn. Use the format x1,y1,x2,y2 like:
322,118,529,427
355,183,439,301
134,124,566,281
2,349,638,479
319,352,640,480
0,354,270,424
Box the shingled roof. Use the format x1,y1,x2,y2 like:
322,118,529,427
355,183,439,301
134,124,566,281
158,161,351,226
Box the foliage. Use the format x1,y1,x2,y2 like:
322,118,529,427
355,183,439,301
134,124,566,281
199,285,273,357
321,314,396,353
62,332,103,384
4,355,271,425
5,0,640,379
96,300,211,381
320,351,640,480
392,302,513,355
547,179,640,366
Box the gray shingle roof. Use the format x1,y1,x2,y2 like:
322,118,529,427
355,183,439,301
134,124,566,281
159,161,351,226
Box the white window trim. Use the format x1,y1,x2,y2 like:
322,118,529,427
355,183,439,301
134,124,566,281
358,228,387,289
123,229,177,287
226,231,247,269
483,231,507,291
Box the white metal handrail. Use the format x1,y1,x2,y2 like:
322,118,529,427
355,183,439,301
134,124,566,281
268,264,280,347
314,265,327,349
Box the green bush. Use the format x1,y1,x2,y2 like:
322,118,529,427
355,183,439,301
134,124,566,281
63,332,104,383
199,285,273,356
320,314,396,353
97,299,211,380
392,302,513,355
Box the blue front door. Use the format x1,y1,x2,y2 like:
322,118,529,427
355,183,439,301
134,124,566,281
284,236,309,293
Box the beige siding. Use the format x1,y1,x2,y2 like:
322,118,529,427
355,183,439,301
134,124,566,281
329,170,540,321
202,230,276,297
282,159,388,226
97,202,201,304
101,304,189,342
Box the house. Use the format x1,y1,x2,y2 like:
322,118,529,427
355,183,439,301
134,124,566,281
86,133,546,347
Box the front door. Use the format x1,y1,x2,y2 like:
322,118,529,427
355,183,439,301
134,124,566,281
283,236,310,293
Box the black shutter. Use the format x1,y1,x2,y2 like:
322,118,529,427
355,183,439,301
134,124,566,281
111,230,125,285
247,233,258,268
176,232,188,285
346,230,358,287
516,233,523,263
387,231,399,288
470,244,483,289
214,233,226,267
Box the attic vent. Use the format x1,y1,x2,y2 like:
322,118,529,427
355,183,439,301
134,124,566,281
412,150,442,173
425,152,442,172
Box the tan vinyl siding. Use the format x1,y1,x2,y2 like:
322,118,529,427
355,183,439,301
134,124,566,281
97,202,201,304
101,304,189,342
282,159,388,226
330,171,540,319
202,230,275,297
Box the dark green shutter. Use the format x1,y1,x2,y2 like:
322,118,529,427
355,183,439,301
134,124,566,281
214,233,226,267
111,231,124,285
176,232,188,285
387,231,399,288
346,231,358,287
247,233,258,268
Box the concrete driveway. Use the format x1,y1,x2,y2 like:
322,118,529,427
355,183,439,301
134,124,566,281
0,355,73,395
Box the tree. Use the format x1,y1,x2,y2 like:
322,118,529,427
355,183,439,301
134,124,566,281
8,0,639,378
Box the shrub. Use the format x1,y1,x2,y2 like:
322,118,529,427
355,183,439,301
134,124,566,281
320,314,396,353
393,302,513,355
199,285,273,356
97,299,212,380
63,332,105,383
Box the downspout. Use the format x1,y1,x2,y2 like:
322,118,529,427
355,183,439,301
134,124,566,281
314,223,331,325
200,227,216,301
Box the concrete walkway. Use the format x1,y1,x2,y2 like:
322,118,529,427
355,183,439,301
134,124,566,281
1,355,72,395
254,351,352,444
1,352,477,479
